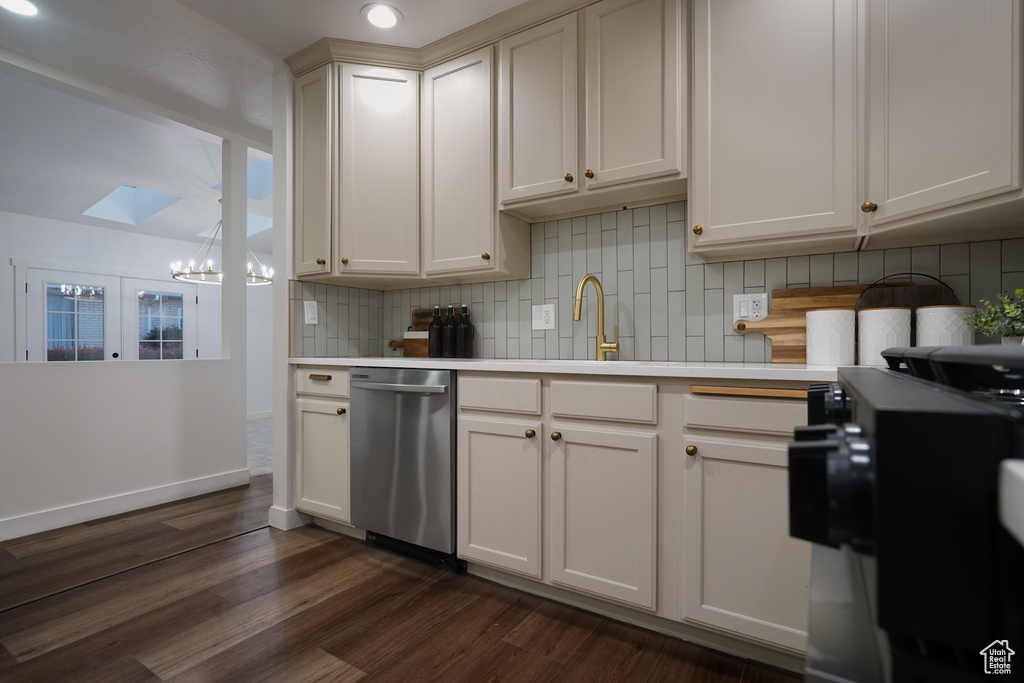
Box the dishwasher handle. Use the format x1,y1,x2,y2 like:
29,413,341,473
351,380,448,394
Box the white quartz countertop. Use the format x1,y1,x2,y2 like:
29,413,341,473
289,357,839,381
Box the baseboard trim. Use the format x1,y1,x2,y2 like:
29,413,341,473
0,469,252,542
269,505,310,531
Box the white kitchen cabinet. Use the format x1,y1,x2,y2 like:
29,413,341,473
294,64,334,277
498,0,685,219
457,415,543,578
680,389,811,652
421,48,530,280
689,0,858,261
497,13,578,205
294,368,352,524
863,0,1019,230
337,64,420,276
549,425,658,610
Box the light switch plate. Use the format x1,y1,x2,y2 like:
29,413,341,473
733,293,768,322
532,304,555,330
303,300,319,325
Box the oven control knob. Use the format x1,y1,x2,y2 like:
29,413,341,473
826,438,875,554
788,430,843,545
807,382,848,425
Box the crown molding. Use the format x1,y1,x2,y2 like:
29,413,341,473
285,0,595,75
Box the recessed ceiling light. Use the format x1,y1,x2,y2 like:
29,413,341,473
361,4,402,29
0,0,39,16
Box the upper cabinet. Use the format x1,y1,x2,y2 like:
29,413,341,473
422,48,531,281
293,63,421,285
294,65,334,278
690,0,1022,261
689,0,859,261
498,0,686,220
862,0,1020,241
338,64,420,276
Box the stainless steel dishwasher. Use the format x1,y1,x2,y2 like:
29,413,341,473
349,367,457,566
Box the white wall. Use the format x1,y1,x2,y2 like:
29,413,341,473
0,211,274,540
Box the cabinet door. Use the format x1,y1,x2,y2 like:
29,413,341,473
338,64,419,275
682,435,810,652
549,425,657,610
457,416,543,578
294,65,334,276
584,0,683,190
295,398,351,523
865,0,1018,226
498,14,578,204
422,48,496,276
690,0,856,253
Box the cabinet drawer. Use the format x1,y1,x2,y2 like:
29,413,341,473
459,376,541,414
295,367,350,398
550,380,657,424
683,390,805,437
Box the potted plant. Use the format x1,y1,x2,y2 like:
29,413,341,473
966,289,1024,344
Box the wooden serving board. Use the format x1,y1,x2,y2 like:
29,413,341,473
733,283,960,363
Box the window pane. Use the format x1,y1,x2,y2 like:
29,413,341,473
46,283,105,361
47,341,75,362
137,291,185,359
139,341,161,360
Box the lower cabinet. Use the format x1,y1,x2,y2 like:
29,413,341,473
680,389,812,652
456,415,543,578
550,425,657,610
294,368,351,524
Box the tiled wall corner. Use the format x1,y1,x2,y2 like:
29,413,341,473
290,203,1022,361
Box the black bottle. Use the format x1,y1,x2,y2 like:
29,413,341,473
442,305,458,358
427,306,443,358
456,305,475,358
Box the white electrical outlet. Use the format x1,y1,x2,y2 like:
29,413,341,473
532,304,556,330
732,293,768,322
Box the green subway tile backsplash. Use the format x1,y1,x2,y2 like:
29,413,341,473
290,201,1024,361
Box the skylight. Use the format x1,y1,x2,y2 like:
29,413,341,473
82,184,181,225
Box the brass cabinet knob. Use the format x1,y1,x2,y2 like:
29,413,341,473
685,445,697,456
316,257,326,265
341,257,349,265
525,429,536,438
337,407,346,415
481,253,491,261
551,431,562,441
861,201,878,213
692,225,703,235
564,173,573,183
584,169,594,179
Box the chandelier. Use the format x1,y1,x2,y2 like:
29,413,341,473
170,203,273,286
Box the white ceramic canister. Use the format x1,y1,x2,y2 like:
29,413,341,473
915,305,975,347
858,307,911,366
806,308,856,365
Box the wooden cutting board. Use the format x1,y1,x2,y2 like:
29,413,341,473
734,283,961,363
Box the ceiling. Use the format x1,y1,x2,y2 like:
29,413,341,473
0,0,532,258
173,0,536,57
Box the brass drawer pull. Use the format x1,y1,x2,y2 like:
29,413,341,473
584,169,594,179
564,173,573,183
692,225,703,235
861,201,878,213
691,385,808,400
685,445,697,457
337,407,346,415
341,257,349,265
481,252,491,260
551,431,562,441
309,374,333,381
525,429,536,438
316,257,326,265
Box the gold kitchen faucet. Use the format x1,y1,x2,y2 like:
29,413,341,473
573,274,619,361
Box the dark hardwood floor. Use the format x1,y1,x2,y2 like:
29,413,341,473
0,476,801,682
